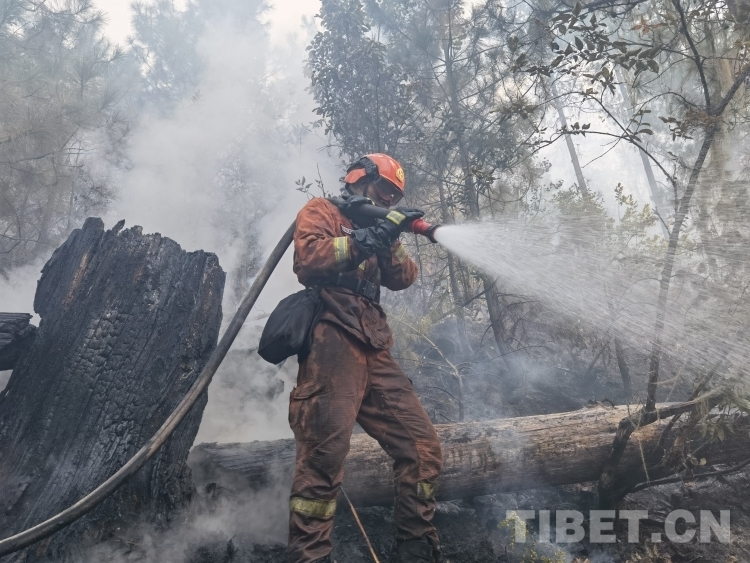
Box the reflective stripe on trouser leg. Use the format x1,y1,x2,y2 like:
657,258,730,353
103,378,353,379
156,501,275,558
290,497,337,518
393,242,409,263
417,481,435,500
289,323,369,562
288,496,338,562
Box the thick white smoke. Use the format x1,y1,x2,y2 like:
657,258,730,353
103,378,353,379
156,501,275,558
103,6,342,444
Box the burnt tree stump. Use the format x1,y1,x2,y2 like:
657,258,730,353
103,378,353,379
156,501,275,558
0,314,37,371
0,218,225,561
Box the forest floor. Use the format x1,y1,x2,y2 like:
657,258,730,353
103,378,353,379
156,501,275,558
117,472,750,563
63,319,747,563
85,466,749,563
11,338,740,563
206,475,750,563
172,334,745,563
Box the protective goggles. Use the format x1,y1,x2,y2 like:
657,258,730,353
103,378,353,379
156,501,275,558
370,178,404,205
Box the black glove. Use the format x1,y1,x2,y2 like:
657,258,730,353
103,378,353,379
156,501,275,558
385,207,425,232
351,219,401,259
337,194,373,215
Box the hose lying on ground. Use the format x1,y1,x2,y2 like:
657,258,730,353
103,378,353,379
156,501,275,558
0,222,296,558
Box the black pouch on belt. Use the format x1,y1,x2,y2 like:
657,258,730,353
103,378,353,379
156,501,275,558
258,286,323,365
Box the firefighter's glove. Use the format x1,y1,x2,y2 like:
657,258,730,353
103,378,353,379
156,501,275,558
386,207,425,232
351,220,401,259
337,194,373,215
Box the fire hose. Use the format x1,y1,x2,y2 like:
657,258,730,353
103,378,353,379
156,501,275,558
0,202,440,558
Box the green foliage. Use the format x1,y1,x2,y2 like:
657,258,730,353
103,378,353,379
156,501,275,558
307,0,420,159
130,0,269,111
130,0,204,108
0,0,132,272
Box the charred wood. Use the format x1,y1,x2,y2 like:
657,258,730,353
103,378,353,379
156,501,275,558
0,218,225,562
0,313,36,371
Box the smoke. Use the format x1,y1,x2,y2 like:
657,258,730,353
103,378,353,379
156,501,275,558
79,486,290,562
99,2,345,447
194,350,298,444
108,9,319,287
0,260,45,393
0,260,44,319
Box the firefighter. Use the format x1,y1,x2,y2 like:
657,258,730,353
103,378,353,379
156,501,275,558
288,154,445,563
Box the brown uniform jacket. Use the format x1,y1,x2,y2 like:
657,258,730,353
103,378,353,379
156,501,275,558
293,198,418,349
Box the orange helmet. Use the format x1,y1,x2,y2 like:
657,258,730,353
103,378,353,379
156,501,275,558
344,153,406,194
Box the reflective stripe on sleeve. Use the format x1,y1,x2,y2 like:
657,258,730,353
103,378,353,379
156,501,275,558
290,496,337,518
393,243,409,263
386,210,406,225
333,236,350,265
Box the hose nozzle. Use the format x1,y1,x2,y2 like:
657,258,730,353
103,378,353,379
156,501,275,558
329,197,441,243
409,218,440,243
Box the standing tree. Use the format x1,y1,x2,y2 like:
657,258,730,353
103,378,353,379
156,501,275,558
307,0,424,159
0,0,132,274
308,0,547,386
510,0,750,507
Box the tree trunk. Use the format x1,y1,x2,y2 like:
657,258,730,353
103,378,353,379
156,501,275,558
0,217,225,561
613,337,632,400
0,314,36,371
441,25,521,378
614,68,670,237
549,81,589,197
436,170,471,355
481,274,524,378
190,405,750,507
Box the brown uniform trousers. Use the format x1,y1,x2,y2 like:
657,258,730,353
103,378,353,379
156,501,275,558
288,199,444,563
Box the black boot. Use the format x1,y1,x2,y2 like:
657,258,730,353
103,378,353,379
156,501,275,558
312,556,336,563
393,538,441,562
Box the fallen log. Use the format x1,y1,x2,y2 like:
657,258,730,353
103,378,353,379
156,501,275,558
0,313,36,371
189,405,750,505
0,218,225,562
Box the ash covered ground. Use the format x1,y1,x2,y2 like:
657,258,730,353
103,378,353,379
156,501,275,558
73,340,748,563
83,471,750,563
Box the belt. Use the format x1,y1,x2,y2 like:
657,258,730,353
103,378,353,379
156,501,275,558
325,274,381,303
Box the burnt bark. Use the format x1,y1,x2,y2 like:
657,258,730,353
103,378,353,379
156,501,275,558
0,314,37,371
190,405,750,507
0,217,225,562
